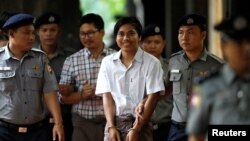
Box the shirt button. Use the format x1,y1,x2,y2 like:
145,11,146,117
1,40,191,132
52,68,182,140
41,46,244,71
24,102,27,104
23,89,26,92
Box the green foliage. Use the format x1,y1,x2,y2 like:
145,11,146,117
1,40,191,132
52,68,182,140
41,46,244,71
79,0,126,46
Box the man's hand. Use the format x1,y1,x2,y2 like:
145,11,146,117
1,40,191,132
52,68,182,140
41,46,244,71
59,84,74,96
53,123,64,141
108,127,121,141
126,129,140,141
81,80,96,99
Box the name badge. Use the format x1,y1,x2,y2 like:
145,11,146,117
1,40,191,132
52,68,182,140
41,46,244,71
171,69,180,73
0,67,11,71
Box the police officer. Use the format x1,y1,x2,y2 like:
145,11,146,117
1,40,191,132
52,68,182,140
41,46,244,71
140,24,173,141
35,12,74,141
187,14,250,141
166,14,224,141
0,13,64,141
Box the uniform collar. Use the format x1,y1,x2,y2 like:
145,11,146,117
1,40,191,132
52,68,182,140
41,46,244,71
38,45,65,57
112,46,144,63
0,45,37,60
182,48,208,62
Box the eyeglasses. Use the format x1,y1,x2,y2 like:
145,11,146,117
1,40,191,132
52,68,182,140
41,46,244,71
80,30,99,38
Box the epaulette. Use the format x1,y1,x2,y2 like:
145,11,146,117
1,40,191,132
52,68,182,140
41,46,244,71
30,48,46,55
194,69,220,85
208,52,225,64
169,50,184,58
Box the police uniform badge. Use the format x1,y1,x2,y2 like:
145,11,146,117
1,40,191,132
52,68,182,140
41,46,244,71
48,16,55,23
32,65,40,71
187,18,194,24
45,58,53,74
190,85,202,109
233,16,247,30
47,65,53,73
154,26,160,33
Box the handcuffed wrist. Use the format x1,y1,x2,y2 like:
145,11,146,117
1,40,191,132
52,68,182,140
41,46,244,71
128,128,140,134
108,126,117,132
58,94,65,104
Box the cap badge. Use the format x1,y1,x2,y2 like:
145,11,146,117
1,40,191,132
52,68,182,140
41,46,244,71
234,16,247,30
154,26,160,33
187,18,194,24
48,16,55,23
32,18,36,24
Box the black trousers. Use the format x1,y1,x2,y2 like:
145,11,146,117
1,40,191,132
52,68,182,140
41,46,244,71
0,123,49,141
152,122,171,141
167,121,187,141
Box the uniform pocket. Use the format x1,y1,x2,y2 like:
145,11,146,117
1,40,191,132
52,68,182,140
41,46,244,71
26,70,43,91
170,73,182,94
0,71,16,92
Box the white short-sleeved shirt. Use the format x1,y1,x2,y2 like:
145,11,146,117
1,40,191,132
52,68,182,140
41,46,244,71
96,47,165,116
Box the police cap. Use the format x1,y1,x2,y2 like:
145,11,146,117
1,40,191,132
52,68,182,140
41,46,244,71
3,13,35,30
215,14,250,40
35,12,61,29
176,14,207,30
0,11,16,29
141,24,165,40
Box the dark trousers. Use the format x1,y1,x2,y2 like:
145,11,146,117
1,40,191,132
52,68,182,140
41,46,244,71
152,122,171,141
0,123,49,141
63,114,73,141
167,121,187,141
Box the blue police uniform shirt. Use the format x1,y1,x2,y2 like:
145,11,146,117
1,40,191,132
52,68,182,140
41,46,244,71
0,46,58,125
187,63,250,135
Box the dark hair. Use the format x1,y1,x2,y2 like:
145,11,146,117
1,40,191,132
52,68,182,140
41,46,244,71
79,13,104,31
113,16,142,37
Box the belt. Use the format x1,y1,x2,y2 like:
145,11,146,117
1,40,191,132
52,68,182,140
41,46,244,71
171,120,186,129
0,119,48,133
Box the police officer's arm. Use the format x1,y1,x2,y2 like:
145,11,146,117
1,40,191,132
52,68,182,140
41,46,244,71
44,91,64,141
188,135,206,141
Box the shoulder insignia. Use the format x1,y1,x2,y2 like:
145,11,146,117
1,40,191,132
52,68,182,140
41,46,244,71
208,53,225,64
170,50,184,58
190,85,202,108
31,48,46,55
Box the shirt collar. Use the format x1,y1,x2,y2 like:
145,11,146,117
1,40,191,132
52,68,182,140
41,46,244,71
38,45,65,57
83,43,107,58
1,45,36,60
112,46,144,63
